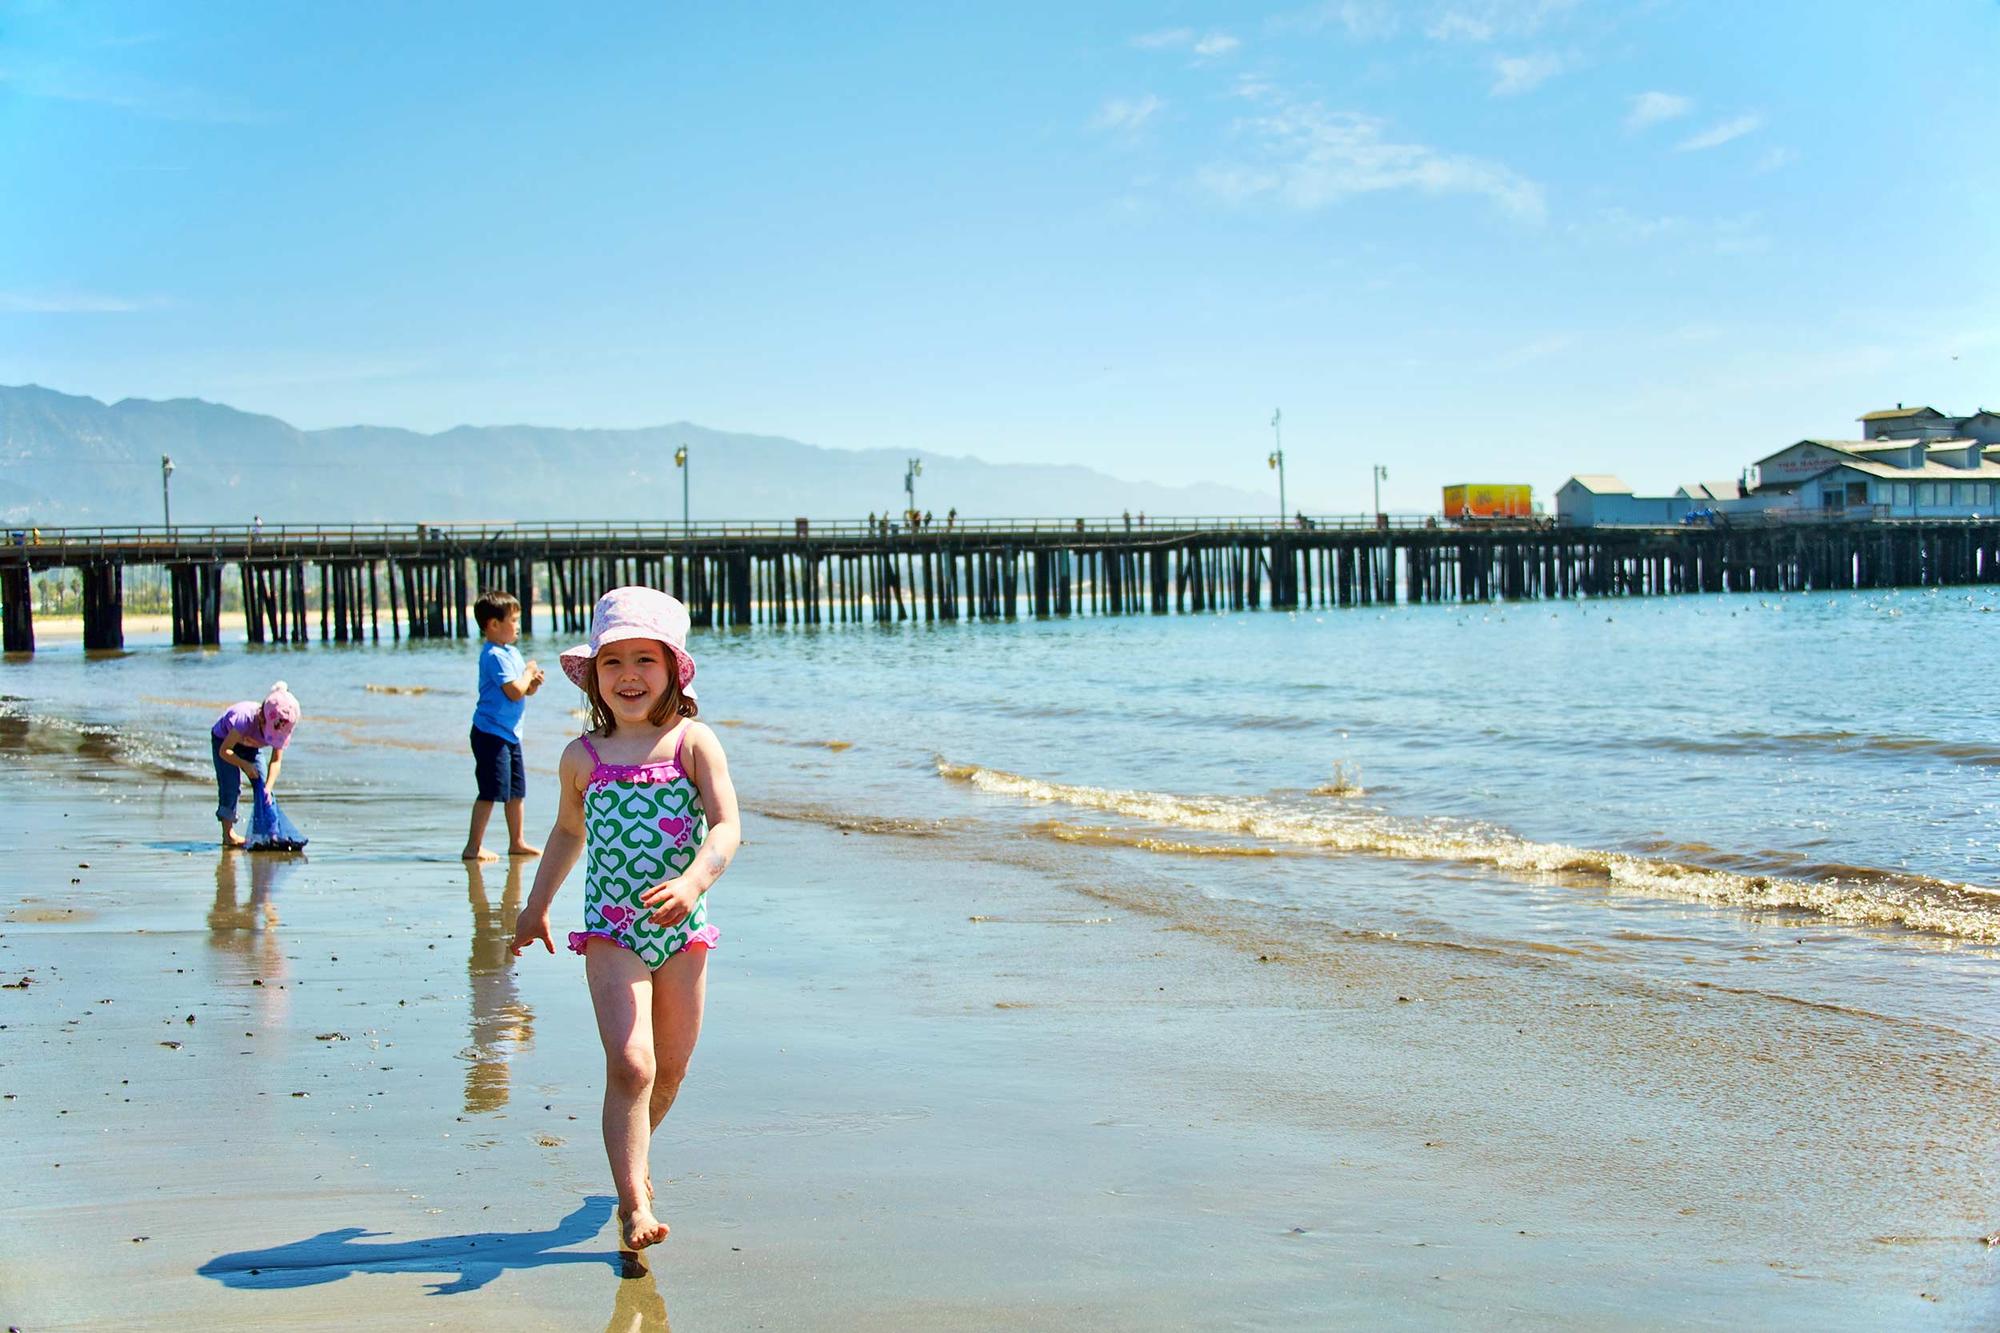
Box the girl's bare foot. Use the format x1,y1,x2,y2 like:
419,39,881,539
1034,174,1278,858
620,1205,669,1250
507,842,542,857
462,847,499,862
222,832,246,848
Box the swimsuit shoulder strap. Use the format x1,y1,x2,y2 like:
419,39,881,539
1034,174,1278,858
671,722,689,773
578,734,603,766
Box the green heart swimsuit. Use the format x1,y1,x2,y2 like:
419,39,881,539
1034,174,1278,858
565,727,718,968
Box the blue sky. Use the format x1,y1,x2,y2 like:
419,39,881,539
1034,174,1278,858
3,1,1996,511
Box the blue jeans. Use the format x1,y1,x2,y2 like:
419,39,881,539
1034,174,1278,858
212,735,263,824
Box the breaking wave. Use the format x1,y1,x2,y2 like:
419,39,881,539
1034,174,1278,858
936,760,2000,943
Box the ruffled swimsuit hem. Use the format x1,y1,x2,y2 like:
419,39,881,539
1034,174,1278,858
568,923,719,960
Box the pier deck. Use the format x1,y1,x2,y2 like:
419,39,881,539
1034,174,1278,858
4,515,1998,653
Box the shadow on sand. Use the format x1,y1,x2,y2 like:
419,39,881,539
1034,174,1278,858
198,1196,634,1296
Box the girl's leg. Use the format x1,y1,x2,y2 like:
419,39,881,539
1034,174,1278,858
648,945,708,1130
212,735,245,846
584,941,670,1249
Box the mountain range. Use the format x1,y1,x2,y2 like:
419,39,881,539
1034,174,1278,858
0,385,1275,526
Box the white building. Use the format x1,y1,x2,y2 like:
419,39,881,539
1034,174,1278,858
1859,405,2000,444
1559,405,2000,526
1555,476,1693,527
1748,436,2000,519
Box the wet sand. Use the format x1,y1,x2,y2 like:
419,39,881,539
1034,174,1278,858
2,784,1996,1328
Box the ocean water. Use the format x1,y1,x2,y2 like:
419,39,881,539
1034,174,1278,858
8,585,2000,1004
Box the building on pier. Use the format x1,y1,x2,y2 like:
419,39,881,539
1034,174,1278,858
1858,405,2000,443
1554,475,1695,527
1563,415,2000,527
1675,479,1748,505
1749,439,2000,519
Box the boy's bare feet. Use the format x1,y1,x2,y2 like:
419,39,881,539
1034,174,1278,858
619,1205,669,1250
508,842,542,858
462,847,499,862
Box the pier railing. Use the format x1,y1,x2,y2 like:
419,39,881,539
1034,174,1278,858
5,512,1478,556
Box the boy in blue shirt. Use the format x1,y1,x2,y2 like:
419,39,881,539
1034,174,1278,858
463,590,546,861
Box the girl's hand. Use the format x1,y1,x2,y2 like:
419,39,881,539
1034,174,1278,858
510,908,554,957
640,876,697,927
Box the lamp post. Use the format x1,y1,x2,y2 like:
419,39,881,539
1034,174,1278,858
1267,409,1287,525
904,457,922,521
1372,463,1388,518
161,455,174,529
674,445,689,538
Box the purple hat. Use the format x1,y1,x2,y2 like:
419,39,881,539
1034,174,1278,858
560,587,697,700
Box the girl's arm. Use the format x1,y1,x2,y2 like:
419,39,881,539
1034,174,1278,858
511,739,591,956
219,729,260,776
265,749,283,794
641,723,741,925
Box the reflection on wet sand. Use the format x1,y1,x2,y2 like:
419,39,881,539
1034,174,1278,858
209,848,295,974
606,1263,671,1333
464,860,535,1114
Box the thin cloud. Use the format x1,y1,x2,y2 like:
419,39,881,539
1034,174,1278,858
0,61,258,123
1675,113,1762,152
1199,100,1545,222
1132,28,1241,59
1425,0,1580,42
0,290,163,313
1232,72,1278,101
1625,91,1692,130
1092,94,1167,135
1282,0,1574,42
1487,333,1576,371
1278,1,1401,40
1753,145,1797,173
1491,52,1563,96
1429,12,1497,40
1573,207,1767,255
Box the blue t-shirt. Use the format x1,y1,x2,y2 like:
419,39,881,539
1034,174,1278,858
472,641,528,744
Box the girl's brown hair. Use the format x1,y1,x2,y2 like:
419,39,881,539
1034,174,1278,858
584,649,698,736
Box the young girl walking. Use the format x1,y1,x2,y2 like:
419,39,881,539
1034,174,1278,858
511,587,739,1251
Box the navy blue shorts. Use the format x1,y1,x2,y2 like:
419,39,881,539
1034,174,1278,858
470,727,526,802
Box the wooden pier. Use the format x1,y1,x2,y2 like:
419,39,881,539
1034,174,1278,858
4,515,1999,653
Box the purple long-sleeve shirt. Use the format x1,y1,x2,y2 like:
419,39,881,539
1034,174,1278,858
210,701,291,751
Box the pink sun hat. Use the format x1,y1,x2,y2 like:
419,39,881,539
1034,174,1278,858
261,680,301,738
560,587,697,700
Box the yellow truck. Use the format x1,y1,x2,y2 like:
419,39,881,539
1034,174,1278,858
1443,483,1533,521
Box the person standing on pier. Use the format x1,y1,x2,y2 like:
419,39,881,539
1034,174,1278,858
463,591,545,861
210,682,299,848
